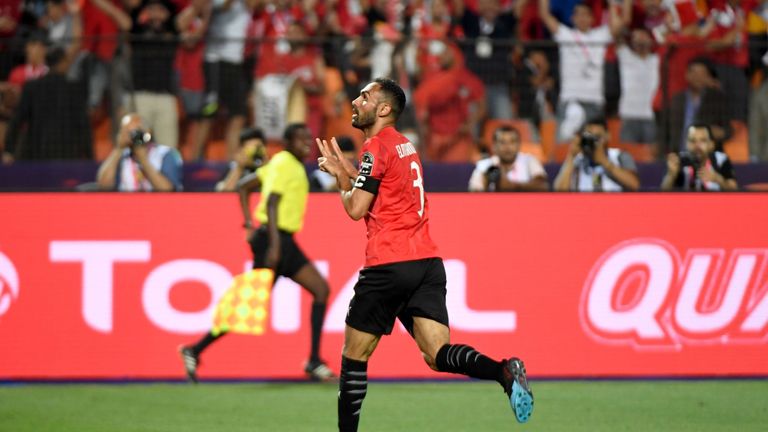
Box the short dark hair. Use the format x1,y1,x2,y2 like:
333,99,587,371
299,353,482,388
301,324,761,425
687,122,714,141
584,116,607,130
283,123,307,142
688,57,717,79
373,77,406,119
573,2,594,14
45,47,66,68
239,127,264,144
493,125,520,142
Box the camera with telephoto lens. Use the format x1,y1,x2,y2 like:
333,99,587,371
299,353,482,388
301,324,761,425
129,129,152,147
485,165,502,192
580,131,599,155
678,151,702,170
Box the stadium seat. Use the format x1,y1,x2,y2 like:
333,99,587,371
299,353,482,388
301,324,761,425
615,142,655,162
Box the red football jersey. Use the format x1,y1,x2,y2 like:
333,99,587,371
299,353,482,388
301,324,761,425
354,126,440,267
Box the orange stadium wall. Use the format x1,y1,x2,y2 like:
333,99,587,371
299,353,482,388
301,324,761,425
1,194,767,380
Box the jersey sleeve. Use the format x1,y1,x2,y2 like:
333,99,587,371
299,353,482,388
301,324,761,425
354,139,387,195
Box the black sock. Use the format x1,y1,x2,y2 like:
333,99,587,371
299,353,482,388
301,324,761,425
309,302,326,362
435,344,504,384
338,356,368,432
190,331,223,357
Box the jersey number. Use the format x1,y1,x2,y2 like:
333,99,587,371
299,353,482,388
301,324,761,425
411,161,425,218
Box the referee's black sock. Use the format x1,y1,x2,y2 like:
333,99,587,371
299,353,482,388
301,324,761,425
190,331,223,357
435,344,503,383
338,356,368,432
309,302,326,362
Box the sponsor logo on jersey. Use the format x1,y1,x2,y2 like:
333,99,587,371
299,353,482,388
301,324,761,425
360,152,374,176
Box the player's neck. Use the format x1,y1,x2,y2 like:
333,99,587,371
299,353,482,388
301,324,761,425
364,120,396,139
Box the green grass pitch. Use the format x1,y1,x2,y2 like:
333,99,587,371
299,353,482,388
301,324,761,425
1,380,766,431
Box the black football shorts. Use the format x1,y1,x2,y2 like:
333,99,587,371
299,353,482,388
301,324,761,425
249,226,309,278
346,257,449,336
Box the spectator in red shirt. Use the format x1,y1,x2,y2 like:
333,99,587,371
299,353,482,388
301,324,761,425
701,0,753,121
253,21,326,147
7,30,48,88
174,0,210,160
0,0,21,80
83,0,131,123
412,0,464,82
413,43,486,162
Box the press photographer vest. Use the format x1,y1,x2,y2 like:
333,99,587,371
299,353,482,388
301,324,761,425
573,148,624,192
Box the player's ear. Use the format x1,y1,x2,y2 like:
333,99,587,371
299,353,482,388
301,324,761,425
378,103,392,117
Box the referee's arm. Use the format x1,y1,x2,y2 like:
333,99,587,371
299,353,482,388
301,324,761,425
237,172,261,228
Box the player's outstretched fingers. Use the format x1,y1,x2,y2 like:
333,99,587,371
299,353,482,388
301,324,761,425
315,138,330,157
329,137,345,159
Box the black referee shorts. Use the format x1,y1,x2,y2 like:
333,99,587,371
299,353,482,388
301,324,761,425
249,226,310,278
346,257,449,336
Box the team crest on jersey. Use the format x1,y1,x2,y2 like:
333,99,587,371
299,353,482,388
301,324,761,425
360,152,374,176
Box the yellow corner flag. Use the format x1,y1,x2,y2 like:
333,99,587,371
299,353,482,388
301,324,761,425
212,268,274,336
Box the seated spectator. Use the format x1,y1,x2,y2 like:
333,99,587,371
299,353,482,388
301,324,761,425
96,112,182,191
658,57,732,157
554,117,640,191
617,28,659,144
468,125,549,192
3,46,91,162
215,127,266,192
412,43,485,162
310,135,356,192
661,123,738,191
538,0,625,142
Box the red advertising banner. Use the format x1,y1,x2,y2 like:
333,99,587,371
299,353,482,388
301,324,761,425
0,194,766,379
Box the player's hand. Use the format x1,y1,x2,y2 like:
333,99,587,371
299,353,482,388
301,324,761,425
317,137,357,179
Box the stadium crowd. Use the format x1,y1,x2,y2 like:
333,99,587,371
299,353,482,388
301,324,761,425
1,0,767,190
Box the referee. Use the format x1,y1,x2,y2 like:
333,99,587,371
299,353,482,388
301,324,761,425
180,123,335,382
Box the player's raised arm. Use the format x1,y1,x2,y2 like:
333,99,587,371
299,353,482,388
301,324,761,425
317,137,374,221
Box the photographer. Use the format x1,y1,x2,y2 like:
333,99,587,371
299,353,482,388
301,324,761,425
468,125,549,192
215,127,266,192
661,123,738,191
554,118,639,192
96,113,183,191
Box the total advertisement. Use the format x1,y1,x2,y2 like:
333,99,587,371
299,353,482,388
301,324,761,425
0,194,766,379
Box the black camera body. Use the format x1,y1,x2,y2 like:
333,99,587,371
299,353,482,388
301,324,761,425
678,151,702,169
485,165,502,192
129,129,152,147
580,131,599,155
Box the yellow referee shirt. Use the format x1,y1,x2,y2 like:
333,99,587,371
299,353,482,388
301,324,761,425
254,150,309,233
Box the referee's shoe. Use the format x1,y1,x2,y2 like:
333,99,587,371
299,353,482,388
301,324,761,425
178,346,199,384
503,358,534,423
304,359,336,382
